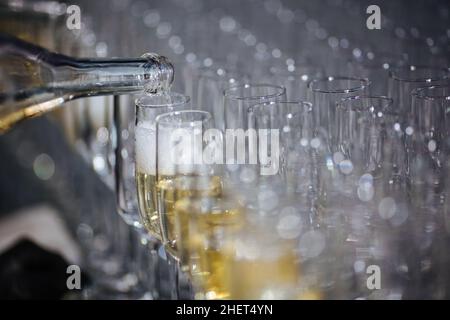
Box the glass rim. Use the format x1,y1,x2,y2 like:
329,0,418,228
337,95,395,112
388,65,449,83
223,83,286,101
155,109,212,126
307,76,370,94
412,85,450,101
135,92,190,109
248,100,313,114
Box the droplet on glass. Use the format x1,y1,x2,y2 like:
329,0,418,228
272,48,282,58
339,160,354,175
219,16,236,32
378,197,397,219
299,230,326,258
203,57,213,67
428,140,437,152
96,127,109,145
405,126,414,136
240,167,257,184
300,138,309,147
389,203,409,227
277,214,302,239
310,138,321,149
333,152,345,164
354,260,366,273
258,189,279,211
357,184,374,202
93,155,106,172
33,153,55,181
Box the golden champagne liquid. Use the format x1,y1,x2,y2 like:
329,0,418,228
195,249,230,300
0,95,67,133
194,206,243,300
156,174,177,256
156,175,222,258
174,196,243,299
136,171,162,241
225,248,299,299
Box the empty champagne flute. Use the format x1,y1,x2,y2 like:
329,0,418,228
307,76,371,149
336,96,398,199
195,66,248,130
408,85,450,298
223,84,286,130
335,95,410,299
223,84,286,187
388,65,449,123
409,85,450,207
307,77,370,212
247,100,315,214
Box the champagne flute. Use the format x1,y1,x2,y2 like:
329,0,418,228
134,92,190,240
155,109,217,299
223,84,286,188
155,109,216,256
408,85,450,298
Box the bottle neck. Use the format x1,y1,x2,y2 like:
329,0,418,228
50,57,168,96
0,33,174,133
0,33,174,97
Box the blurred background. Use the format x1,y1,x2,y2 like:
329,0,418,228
0,0,449,299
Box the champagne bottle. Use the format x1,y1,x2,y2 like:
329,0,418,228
0,33,174,133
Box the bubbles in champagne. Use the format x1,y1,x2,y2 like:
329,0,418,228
135,120,156,175
136,107,202,176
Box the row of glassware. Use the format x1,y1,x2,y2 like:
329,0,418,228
3,0,448,299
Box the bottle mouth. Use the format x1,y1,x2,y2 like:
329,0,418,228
141,52,174,94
